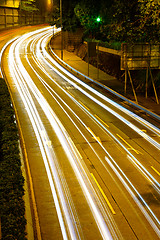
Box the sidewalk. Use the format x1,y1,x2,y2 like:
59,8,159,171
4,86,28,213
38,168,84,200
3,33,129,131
51,37,160,117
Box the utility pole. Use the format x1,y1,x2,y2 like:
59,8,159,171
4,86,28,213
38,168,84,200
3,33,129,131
60,0,63,60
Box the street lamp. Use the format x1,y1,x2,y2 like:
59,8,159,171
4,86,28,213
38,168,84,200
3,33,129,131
60,0,63,60
47,0,53,12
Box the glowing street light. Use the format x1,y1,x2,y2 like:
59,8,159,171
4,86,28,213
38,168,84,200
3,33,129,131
46,0,53,12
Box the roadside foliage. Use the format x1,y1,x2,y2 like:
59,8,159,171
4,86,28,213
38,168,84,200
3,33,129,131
0,78,26,240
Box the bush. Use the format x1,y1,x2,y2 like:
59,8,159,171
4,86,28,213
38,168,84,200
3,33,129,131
84,38,122,50
0,78,27,239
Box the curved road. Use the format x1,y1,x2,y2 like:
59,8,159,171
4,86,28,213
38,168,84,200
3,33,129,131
1,26,160,240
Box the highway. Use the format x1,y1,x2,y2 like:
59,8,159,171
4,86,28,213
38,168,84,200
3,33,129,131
1,26,160,240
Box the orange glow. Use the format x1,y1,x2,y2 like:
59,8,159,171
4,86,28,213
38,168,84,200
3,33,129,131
46,0,53,12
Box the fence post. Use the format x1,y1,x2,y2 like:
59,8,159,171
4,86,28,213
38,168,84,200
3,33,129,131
0,216,2,239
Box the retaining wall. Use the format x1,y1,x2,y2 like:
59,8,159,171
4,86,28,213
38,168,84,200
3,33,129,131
0,1,48,29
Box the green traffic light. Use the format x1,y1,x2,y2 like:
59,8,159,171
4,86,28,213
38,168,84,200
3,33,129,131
96,17,101,22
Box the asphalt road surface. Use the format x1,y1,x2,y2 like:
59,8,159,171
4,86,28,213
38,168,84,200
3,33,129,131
1,26,160,240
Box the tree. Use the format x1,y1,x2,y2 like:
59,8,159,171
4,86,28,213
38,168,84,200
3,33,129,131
50,0,159,42
74,0,102,37
138,0,160,42
108,0,160,43
108,0,140,42
96,0,113,41
51,0,80,31
20,0,38,12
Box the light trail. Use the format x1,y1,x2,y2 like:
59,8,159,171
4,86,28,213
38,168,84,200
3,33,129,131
25,46,122,239
0,37,19,76
2,26,160,239
7,27,116,240
30,28,160,235
49,38,160,137
8,30,82,240
40,30,160,150
32,29,160,191
105,156,160,238
41,29,160,232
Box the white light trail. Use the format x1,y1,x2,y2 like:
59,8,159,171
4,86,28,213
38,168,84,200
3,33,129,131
40,31,160,150
49,38,160,136
105,156,160,238
7,27,115,240
3,26,160,239
30,28,160,236
8,29,82,240
26,41,122,239
34,26,160,226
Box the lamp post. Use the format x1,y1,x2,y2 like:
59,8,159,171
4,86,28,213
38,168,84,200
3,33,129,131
60,0,63,60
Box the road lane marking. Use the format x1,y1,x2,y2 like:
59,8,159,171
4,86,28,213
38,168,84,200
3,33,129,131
79,100,90,111
151,166,160,176
91,173,116,215
94,114,109,128
86,127,102,145
116,134,140,154
141,129,147,132
68,91,75,98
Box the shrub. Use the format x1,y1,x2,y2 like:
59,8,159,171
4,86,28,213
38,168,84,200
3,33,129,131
0,78,27,239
